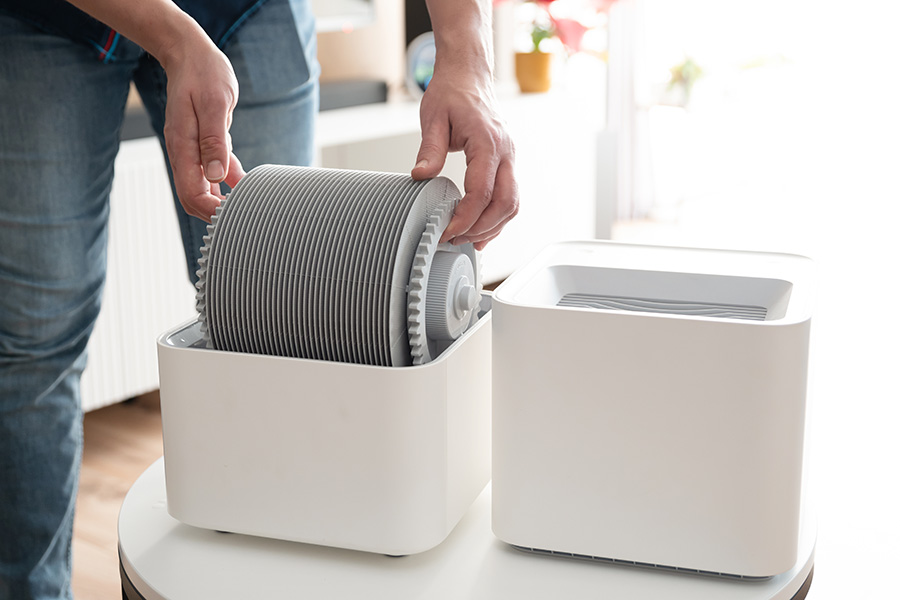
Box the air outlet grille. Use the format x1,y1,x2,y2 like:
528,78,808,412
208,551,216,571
558,293,768,321
512,545,772,581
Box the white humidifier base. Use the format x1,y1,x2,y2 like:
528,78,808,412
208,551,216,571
156,302,491,557
506,499,816,599
508,503,816,599
513,514,816,600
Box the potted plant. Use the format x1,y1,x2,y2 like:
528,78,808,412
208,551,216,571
513,1,556,93
510,0,618,93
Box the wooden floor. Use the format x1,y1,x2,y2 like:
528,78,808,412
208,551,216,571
73,391,164,599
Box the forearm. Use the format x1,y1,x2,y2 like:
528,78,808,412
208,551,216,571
425,0,494,85
63,0,214,69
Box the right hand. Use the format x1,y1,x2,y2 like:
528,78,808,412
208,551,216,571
412,60,518,251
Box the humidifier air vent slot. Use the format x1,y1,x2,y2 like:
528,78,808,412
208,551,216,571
557,293,768,321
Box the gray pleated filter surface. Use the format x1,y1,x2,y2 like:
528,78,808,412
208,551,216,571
196,165,464,367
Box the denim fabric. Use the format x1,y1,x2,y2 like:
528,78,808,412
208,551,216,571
0,1,317,597
0,0,271,62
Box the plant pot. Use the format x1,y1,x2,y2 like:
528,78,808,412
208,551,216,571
515,52,552,93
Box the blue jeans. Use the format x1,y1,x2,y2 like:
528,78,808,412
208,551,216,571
0,1,318,597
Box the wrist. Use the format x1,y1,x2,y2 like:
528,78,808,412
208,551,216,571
427,0,494,82
434,47,493,82
432,37,495,91
147,8,214,71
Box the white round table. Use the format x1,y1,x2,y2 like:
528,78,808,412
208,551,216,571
119,459,814,599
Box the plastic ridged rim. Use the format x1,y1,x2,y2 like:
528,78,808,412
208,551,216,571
407,207,481,365
195,200,226,349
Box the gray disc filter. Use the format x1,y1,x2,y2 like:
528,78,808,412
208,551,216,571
195,165,481,367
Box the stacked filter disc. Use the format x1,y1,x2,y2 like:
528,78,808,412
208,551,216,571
195,165,481,367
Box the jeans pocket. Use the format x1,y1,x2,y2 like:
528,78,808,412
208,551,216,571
227,0,318,102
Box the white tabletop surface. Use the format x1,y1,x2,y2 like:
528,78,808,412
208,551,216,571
315,88,604,149
119,459,813,600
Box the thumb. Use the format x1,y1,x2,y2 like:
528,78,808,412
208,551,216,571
196,95,234,184
412,121,450,181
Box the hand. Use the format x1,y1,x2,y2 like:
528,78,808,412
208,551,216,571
412,64,518,251
58,3,247,220
161,35,245,222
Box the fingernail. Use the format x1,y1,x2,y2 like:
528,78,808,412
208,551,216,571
206,160,225,182
440,225,457,243
415,159,428,170
452,236,470,246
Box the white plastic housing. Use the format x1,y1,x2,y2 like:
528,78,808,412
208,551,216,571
157,306,491,556
491,241,813,579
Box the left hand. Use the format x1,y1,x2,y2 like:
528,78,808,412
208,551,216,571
161,31,246,222
58,1,247,222
411,64,518,251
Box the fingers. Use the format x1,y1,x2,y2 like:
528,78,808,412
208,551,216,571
473,230,503,251
456,219,508,251
440,147,496,242
454,157,519,246
412,110,450,181
180,188,222,222
449,172,518,250
224,153,245,189
195,89,237,184
164,97,219,222
442,135,518,245
165,101,244,222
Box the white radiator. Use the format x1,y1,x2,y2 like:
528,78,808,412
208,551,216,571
80,138,197,412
